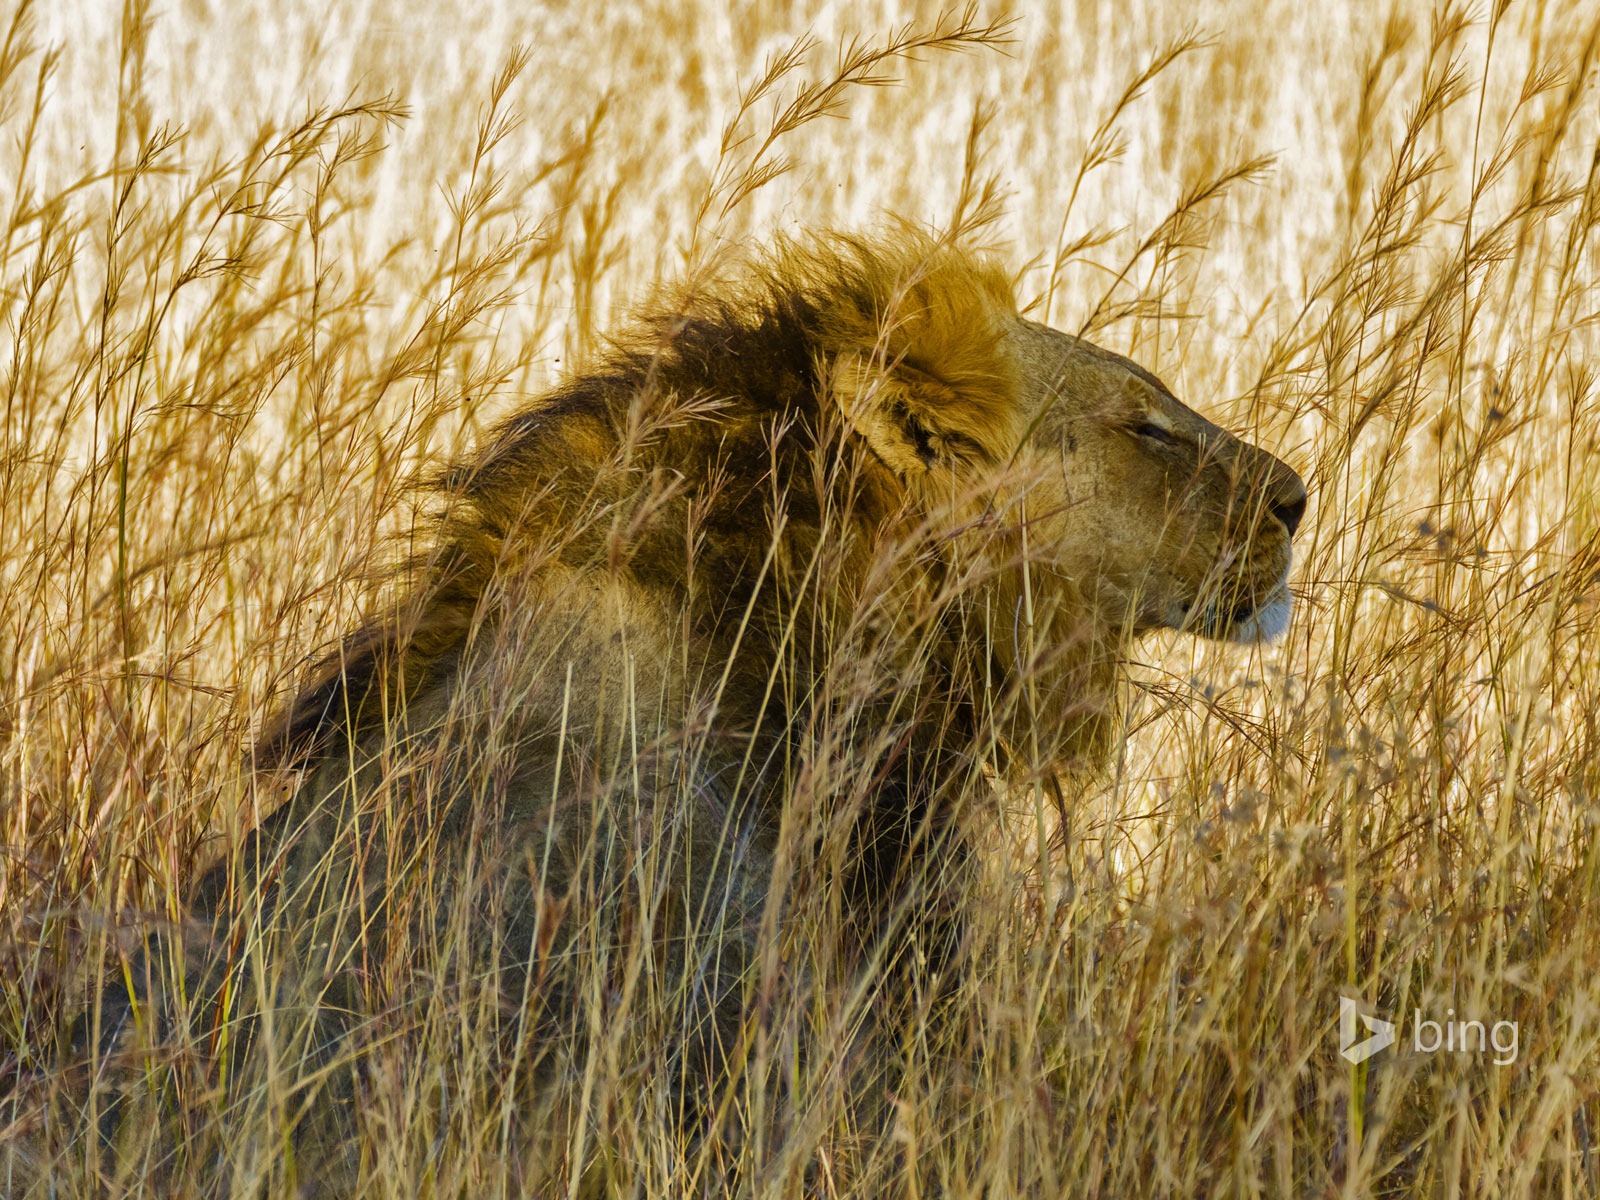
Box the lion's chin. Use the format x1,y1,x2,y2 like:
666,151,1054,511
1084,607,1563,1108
1217,583,1292,644
1167,579,1293,643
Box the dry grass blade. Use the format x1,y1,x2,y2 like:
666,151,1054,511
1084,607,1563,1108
686,4,1014,263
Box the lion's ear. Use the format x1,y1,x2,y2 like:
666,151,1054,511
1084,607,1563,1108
831,350,1019,477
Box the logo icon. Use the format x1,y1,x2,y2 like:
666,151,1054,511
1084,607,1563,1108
1339,995,1395,1064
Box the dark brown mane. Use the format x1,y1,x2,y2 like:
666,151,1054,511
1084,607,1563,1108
258,235,964,773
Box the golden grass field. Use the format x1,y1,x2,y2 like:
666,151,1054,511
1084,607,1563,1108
3,0,1600,1194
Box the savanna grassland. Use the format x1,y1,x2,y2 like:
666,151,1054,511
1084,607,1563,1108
3,0,1600,1196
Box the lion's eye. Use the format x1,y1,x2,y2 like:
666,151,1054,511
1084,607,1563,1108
1135,421,1179,446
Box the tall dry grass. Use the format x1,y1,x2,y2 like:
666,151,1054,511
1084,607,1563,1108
1,0,1599,1195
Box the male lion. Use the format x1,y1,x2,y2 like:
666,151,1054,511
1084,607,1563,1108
82,232,1305,1193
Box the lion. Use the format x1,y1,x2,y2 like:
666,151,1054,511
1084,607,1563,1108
78,231,1306,1194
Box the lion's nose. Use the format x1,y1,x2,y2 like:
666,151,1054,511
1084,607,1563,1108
1271,476,1308,538
1225,443,1308,540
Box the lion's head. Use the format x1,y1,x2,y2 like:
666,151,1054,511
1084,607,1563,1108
1000,318,1306,643
810,237,1304,638
741,236,1308,769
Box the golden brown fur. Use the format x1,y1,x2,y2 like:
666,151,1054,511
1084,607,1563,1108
86,231,1306,1192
